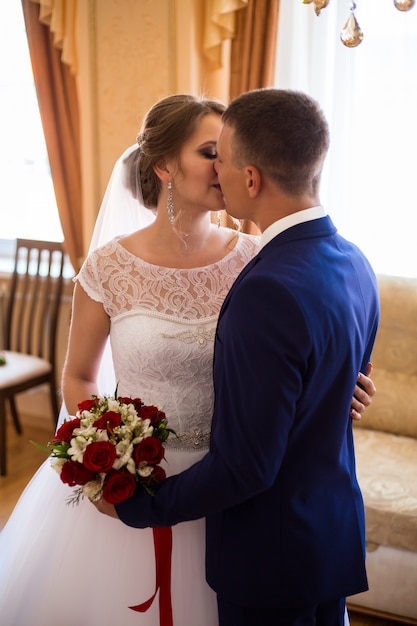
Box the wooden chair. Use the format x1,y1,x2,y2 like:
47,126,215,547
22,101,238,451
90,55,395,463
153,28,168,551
0,239,66,475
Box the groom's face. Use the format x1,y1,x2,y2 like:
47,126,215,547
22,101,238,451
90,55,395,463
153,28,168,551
215,124,249,221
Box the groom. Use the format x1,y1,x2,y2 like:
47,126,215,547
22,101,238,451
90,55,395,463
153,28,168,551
96,89,379,625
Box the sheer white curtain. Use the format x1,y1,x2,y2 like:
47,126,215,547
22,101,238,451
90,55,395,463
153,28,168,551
275,0,417,278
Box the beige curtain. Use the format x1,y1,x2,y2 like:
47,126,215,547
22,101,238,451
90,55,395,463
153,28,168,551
230,0,279,100
203,0,248,70
22,0,82,271
202,0,279,97
32,0,78,73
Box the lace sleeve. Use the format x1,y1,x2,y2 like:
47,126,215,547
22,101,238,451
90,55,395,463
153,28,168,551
73,246,107,305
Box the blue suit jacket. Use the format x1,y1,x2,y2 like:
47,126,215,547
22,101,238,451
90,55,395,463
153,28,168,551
117,216,380,608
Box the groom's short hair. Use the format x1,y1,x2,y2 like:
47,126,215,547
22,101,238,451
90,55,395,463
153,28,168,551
222,89,330,197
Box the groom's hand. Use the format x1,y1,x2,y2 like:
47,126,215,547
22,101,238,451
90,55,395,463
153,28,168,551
91,498,120,519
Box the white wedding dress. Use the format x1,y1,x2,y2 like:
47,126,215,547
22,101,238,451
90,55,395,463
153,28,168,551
0,233,259,626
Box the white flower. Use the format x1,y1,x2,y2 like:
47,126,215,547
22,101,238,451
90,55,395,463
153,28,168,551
51,457,66,473
79,410,97,423
82,478,104,501
107,398,121,412
136,419,153,439
114,440,134,469
74,423,99,439
95,429,110,442
118,424,136,441
142,425,154,438
137,463,153,478
68,436,90,462
125,458,136,474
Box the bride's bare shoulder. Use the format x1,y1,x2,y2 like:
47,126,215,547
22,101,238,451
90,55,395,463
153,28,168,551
118,225,153,253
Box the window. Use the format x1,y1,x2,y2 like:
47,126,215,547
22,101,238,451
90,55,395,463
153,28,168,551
0,2,63,245
275,0,417,277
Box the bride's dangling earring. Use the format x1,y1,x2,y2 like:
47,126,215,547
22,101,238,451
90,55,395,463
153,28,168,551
167,182,175,224
217,211,221,228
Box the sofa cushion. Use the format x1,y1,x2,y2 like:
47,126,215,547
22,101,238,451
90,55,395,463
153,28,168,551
355,369,417,439
354,274,417,438
354,427,417,552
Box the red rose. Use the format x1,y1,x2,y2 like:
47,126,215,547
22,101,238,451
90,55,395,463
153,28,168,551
133,437,164,466
82,441,117,473
138,405,165,426
94,410,122,431
60,460,95,486
118,396,143,413
150,465,166,484
53,418,81,443
77,398,99,412
102,470,136,504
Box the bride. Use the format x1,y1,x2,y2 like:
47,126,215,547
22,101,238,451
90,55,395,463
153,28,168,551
0,94,374,626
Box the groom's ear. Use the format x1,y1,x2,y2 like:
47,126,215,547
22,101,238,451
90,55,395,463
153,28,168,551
244,165,261,199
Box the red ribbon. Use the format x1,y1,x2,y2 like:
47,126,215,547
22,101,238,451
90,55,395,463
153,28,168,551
129,526,173,626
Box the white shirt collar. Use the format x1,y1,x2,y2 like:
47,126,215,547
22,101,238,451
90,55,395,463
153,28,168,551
259,206,326,250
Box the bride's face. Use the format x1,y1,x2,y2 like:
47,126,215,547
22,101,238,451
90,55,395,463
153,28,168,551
167,113,225,215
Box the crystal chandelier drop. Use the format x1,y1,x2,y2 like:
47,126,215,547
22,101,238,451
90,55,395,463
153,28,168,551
302,0,416,48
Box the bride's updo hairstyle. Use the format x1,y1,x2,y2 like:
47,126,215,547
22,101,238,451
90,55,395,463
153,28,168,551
125,94,226,210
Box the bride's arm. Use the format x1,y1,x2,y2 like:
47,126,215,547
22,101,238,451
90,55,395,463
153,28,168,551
61,283,110,415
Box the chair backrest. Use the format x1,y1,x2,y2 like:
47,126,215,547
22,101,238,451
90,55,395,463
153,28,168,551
4,239,66,368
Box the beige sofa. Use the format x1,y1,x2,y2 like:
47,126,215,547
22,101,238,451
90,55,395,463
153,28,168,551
347,274,417,623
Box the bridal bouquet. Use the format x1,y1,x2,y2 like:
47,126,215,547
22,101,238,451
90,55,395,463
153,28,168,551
44,393,174,505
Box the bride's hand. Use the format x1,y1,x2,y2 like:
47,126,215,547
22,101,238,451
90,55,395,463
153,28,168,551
91,498,120,519
350,363,375,421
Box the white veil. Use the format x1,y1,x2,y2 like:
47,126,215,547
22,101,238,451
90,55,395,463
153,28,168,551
57,145,155,426
89,144,155,253
89,144,155,392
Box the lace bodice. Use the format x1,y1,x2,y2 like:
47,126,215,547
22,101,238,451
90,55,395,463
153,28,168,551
76,233,259,450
